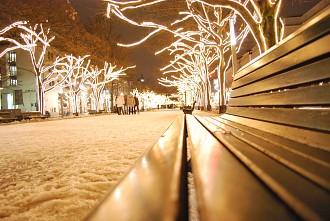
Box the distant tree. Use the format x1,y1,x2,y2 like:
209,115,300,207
52,55,91,115
0,21,57,114
105,0,284,111
86,62,135,111
0,21,45,57
0,0,114,66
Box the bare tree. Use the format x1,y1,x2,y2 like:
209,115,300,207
50,55,91,115
86,62,135,111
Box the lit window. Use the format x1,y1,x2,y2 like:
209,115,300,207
10,77,17,86
9,65,17,76
8,52,16,62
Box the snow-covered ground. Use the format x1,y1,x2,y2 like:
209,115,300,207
0,110,182,221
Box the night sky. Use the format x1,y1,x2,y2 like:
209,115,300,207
72,0,322,93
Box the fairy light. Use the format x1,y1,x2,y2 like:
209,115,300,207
229,17,236,45
86,62,134,111
105,0,284,108
54,55,91,114
274,0,283,44
0,22,56,114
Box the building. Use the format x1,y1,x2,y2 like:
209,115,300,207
0,49,38,111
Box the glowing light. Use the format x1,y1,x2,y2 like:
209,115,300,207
229,18,236,45
85,62,134,111
105,0,285,108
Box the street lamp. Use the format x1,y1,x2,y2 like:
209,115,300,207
139,74,145,92
140,74,144,83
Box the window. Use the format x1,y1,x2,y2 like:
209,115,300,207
9,65,17,76
8,52,16,62
48,51,54,60
9,76,17,86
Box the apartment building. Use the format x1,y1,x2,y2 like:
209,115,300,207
0,47,60,116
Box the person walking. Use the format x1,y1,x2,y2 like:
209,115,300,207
115,95,124,115
123,94,128,115
127,94,135,115
134,94,140,114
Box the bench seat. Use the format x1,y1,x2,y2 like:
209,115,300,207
187,114,330,220
22,112,49,120
182,101,196,115
0,117,18,123
186,8,330,221
84,115,188,221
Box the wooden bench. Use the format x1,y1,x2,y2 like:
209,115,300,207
88,110,97,115
0,110,19,123
186,9,330,221
22,112,49,120
0,112,17,123
84,10,329,221
84,115,188,220
182,101,196,115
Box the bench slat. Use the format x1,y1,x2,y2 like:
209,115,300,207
186,115,300,221
233,34,330,89
229,84,330,106
207,115,330,164
197,116,330,191
231,57,330,97
235,10,330,80
221,114,330,151
192,115,330,221
225,107,330,132
84,115,187,221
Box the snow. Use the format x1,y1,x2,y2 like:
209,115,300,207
0,110,182,221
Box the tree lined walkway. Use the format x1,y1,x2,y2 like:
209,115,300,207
0,110,180,221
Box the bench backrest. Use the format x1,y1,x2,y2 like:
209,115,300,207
227,9,330,136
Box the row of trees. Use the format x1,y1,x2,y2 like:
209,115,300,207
0,21,135,114
105,0,283,111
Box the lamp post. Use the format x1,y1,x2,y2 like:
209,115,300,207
139,74,144,92
59,85,64,118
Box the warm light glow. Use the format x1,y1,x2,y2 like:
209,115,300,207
229,17,236,45
105,0,285,108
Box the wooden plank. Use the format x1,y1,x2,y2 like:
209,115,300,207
220,114,330,151
232,35,330,89
84,115,187,221
198,116,330,191
236,9,330,80
0,118,17,123
186,115,299,221
225,107,330,132
193,115,330,221
26,115,48,120
207,116,330,165
229,84,330,107
231,57,330,97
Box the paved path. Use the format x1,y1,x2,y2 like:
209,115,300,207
0,110,181,221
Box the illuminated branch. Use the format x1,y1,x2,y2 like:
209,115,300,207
0,21,49,58
50,55,91,114
0,22,56,114
105,0,284,110
17,23,56,114
86,62,135,111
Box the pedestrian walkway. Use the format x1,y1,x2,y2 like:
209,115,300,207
0,110,181,221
